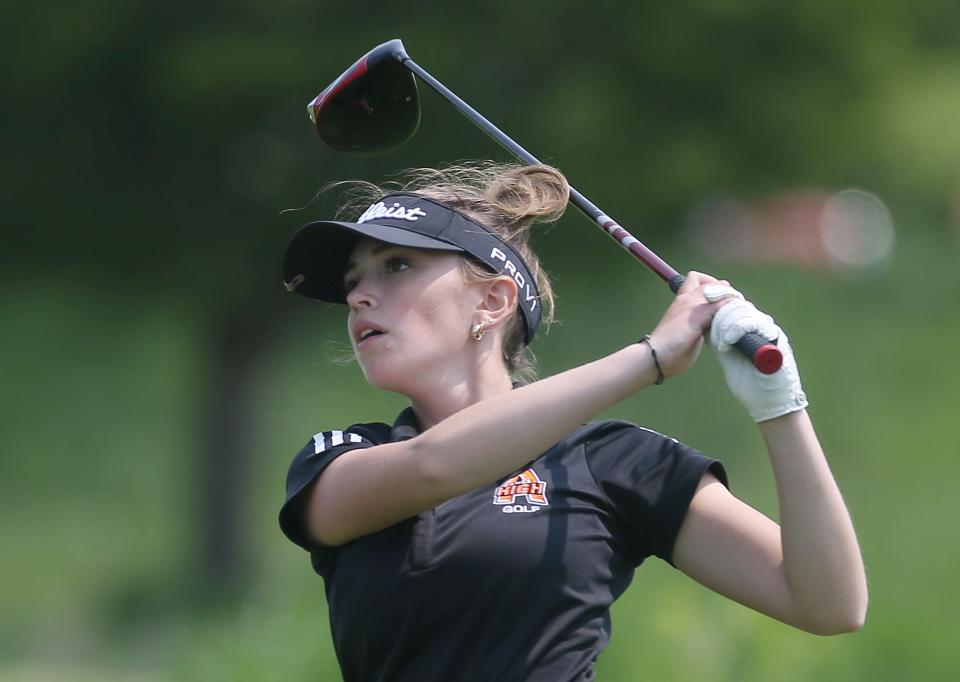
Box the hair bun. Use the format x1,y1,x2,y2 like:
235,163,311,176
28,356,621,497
485,165,571,233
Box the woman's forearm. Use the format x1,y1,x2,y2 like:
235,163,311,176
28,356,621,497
760,410,868,631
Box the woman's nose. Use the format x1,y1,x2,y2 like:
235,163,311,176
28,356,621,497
346,281,377,309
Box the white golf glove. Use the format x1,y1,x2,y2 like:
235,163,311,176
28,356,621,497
704,285,809,422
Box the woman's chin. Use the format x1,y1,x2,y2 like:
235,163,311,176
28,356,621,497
360,364,417,395
358,347,465,395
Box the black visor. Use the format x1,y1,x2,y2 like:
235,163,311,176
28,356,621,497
283,193,542,344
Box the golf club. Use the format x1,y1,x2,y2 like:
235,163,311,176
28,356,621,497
307,39,782,374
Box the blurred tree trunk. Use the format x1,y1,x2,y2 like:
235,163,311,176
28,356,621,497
194,302,280,603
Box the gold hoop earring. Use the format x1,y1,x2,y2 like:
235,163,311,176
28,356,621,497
471,321,487,342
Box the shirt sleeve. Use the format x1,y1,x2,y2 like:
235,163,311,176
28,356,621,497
584,421,728,566
278,428,377,552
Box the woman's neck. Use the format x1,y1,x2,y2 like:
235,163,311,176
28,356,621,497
407,366,514,431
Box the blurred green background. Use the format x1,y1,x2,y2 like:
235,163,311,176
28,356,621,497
2,1,958,680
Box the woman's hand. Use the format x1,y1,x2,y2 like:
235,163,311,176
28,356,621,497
708,295,809,422
647,271,729,378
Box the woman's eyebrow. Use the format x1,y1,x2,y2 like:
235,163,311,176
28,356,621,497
343,243,403,280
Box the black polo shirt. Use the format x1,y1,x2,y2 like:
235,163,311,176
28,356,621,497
279,407,727,682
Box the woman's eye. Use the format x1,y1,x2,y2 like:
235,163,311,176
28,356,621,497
385,257,410,274
343,256,408,292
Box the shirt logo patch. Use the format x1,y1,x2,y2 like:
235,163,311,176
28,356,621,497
494,469,548,513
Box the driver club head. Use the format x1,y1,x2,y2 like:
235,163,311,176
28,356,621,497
308,39,420,154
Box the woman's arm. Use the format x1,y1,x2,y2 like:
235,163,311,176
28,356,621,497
306,341,661,545
760,410,868,631
304,273,721,546
672,410,867,635
670,289,868,634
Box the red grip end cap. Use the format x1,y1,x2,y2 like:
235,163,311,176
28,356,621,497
754,344,783,374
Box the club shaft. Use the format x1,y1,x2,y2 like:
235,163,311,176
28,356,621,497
398,53,781,373
403,57,681,286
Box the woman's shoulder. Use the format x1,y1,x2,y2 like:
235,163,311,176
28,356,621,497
281,419,395,522
286,419,395,467
305,420,394,450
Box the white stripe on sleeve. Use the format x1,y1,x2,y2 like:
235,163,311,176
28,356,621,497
314,430,364,454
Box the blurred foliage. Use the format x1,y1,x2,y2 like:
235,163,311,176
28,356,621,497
5,0,960,290
2,0,959,680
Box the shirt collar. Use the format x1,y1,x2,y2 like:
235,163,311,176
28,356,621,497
390,406,421,441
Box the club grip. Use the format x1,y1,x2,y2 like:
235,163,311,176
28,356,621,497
667,274,783,374
734,332,783,374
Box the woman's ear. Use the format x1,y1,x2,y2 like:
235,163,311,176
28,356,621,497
476,275,518,331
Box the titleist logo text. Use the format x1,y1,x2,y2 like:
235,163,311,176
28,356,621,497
490,247,538,312
358,201,427,224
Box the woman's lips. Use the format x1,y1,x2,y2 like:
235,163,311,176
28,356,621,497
357,330,387,347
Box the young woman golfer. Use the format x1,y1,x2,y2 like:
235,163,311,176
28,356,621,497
278,163,868,681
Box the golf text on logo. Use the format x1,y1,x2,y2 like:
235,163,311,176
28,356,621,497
358,201,427,224
490,247,538,312
494,469,548,514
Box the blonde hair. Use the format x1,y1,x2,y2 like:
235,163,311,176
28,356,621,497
333,161,570,383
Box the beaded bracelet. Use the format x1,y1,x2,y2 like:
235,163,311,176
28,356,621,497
639,335,665,385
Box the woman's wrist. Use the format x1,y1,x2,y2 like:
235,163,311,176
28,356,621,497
757,406,809,438
638,335,665,385
615,340,664,392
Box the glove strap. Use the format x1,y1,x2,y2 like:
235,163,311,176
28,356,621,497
639,335,665,385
